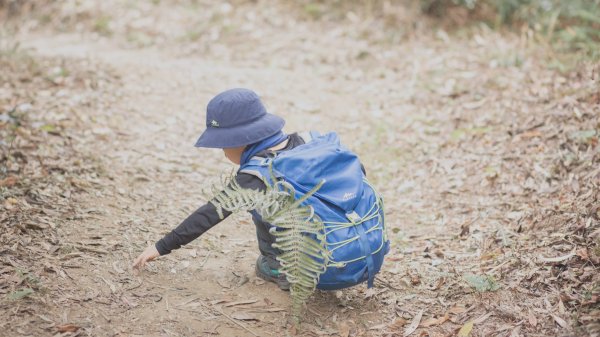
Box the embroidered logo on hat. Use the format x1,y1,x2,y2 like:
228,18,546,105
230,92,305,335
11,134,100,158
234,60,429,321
210,120,220,127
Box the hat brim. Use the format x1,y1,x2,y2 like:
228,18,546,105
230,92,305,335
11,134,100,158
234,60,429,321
194,113,285,148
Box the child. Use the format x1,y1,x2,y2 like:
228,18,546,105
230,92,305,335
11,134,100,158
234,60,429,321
133,88,388,291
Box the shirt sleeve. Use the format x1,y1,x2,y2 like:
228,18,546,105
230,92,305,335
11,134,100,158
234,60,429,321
154,173,266,255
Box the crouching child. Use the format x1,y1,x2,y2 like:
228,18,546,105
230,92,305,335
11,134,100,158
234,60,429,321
133,88,389,294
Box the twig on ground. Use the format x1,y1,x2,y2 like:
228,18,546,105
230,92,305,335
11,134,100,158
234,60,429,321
375,278,403,291
199,252,211,269
215,306,261,337
72,244,109,255
487,260,513,274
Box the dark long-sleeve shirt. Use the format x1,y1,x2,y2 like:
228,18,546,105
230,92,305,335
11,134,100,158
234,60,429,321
155,133,306,255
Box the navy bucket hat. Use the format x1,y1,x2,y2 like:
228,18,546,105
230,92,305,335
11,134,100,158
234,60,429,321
194,88,285,148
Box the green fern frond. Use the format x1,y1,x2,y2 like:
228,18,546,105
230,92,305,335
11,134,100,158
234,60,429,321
204,171,330,324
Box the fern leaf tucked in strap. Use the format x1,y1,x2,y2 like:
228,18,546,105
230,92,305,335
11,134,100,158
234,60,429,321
203,171,330,324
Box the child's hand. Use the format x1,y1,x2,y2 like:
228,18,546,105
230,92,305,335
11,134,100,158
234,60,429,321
132,245,160,270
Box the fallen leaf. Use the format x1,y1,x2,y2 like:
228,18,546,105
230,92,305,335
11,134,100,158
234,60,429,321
431,277,445,290
538,251,575,264
459,222,470,237
473,312,492,324
520,130,542,139
56,324,80,333
211,298,232,305
569,130,597,141
248,307,285,313
420,314,449,327
403,309,424,336
223,299,258,307
551,314,569,329
230,312,258,321
389,317,408,331
8,288,34,300
457,321,473,337
112,261,125,274
576,248,589,261
463,99,487,110
558,299,566,315
463,274,500,292
409,272,421,286
528,310,537,327
369,323,387,330
338,321,351,337
447,306,468,315
121,295,138,308
364,287,378,299
0,176,18,187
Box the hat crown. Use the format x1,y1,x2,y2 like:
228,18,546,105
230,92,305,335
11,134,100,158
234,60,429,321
206,88,266,128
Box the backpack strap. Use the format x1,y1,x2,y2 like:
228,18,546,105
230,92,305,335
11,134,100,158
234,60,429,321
298,130,321,144
239,157,267,178
240,131,320,178
238,168,263,179
355,222,376,288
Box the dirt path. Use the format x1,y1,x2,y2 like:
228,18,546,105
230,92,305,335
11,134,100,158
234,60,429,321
20,32,400,337
3,2,598,336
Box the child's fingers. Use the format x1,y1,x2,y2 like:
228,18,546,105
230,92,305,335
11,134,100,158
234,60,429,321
132,255,144,269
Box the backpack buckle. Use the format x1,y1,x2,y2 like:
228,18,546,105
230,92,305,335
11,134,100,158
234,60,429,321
260,157,273,166
346,211,361,223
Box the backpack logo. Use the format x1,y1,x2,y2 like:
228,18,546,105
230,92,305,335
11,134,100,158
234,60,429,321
342,192,356,201
211,120,220,127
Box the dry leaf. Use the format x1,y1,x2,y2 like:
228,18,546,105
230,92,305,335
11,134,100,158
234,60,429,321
248,307,285,313
389,317,408,331
576,248,589,261
420,314,449,327
403,309,424,336
56,324,80,333
430,277,445,291
338,321,351,337
551,314,568,329
538,251,575,264
409,272,421,286
112,261,125,274
528,311,538,327
0,176,18,187
558,299,566,315
230,312,258,321
510,325,521,337
447,306,468,315
473,312,492,324
364,288,378,299
457,321,473,337
223,299,258,307
369,323,386,330
520,130,542,139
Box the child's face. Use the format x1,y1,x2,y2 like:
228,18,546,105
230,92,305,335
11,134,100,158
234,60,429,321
222,146,245,165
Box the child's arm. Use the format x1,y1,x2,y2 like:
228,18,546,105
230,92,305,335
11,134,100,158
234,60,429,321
132,202,231,270
132,173,266,269
156,202,229,255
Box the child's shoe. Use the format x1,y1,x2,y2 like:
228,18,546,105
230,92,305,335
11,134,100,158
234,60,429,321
255,255,290,291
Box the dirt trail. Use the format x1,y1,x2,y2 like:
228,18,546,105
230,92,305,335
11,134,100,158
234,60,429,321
21,33,394,336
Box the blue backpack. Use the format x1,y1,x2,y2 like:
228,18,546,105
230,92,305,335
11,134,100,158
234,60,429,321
240,131,390,290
